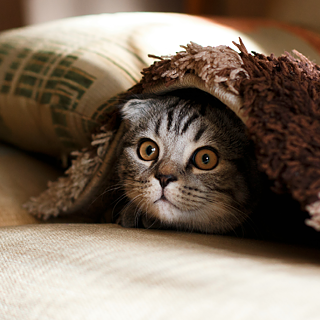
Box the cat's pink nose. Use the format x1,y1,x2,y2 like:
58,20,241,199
155,174,177,188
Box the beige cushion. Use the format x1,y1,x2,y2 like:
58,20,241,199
0,143,62,226
0,223,319,320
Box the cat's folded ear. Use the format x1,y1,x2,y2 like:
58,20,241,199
120,98,154,123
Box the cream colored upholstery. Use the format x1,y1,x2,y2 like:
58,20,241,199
0,142,62,226
0,223,319,320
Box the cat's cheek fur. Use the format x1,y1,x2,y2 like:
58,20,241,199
144,178,163,203
152,201,179,223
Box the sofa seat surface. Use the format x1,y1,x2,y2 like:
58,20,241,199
0,142,62,226
0,223,319,320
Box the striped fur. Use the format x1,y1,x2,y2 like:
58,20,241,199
116,90,261,234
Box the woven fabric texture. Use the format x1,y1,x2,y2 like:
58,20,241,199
0,142,62,226
0,223,319,320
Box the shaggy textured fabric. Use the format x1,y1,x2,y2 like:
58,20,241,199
234,41,320,230
24,113,124,220
141,42,249,94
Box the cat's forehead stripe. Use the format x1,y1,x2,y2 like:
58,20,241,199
194,124,208,142
167,109,174,132
155,116,162,136
176,107,190,127
181,113,199,135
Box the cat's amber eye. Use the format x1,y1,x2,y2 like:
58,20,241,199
138,139,159,161
192,147,218,170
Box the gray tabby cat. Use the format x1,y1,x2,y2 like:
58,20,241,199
115,89,261,234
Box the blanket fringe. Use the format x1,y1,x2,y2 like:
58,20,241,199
23,126,114,219
140,40,249,95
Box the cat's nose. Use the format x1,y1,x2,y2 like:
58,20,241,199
155,173,177,188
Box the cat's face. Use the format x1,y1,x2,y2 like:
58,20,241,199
117,93,260,234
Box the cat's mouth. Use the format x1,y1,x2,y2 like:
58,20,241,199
154,195,180,210
154,194,169,203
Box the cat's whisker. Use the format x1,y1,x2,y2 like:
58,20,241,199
222,196,261,234
89,183,124,207
133,198,146,226
183,194,208,202
182,186,212,195
90,180,141,208
220,203,253,236
222,202,261,238
118,194,144,219
219,201,247,217
220,214,240,235
145,219,159,230
98,184,124,197
197,202,237,234
217,202,248,236
110,187,144,217
175,201,205,212
142,203,153,229
123,176,150,184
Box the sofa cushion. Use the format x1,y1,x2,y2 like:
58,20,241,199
0,142,62,226
0,223,319,320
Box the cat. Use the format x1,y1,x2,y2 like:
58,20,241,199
114,89,261,234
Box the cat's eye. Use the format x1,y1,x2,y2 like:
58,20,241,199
138,139,159,161
192,147,218,170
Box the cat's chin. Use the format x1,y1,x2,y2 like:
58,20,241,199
154,196,180,211
148,198,245,234
151,198,185,223
151,197,211,227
